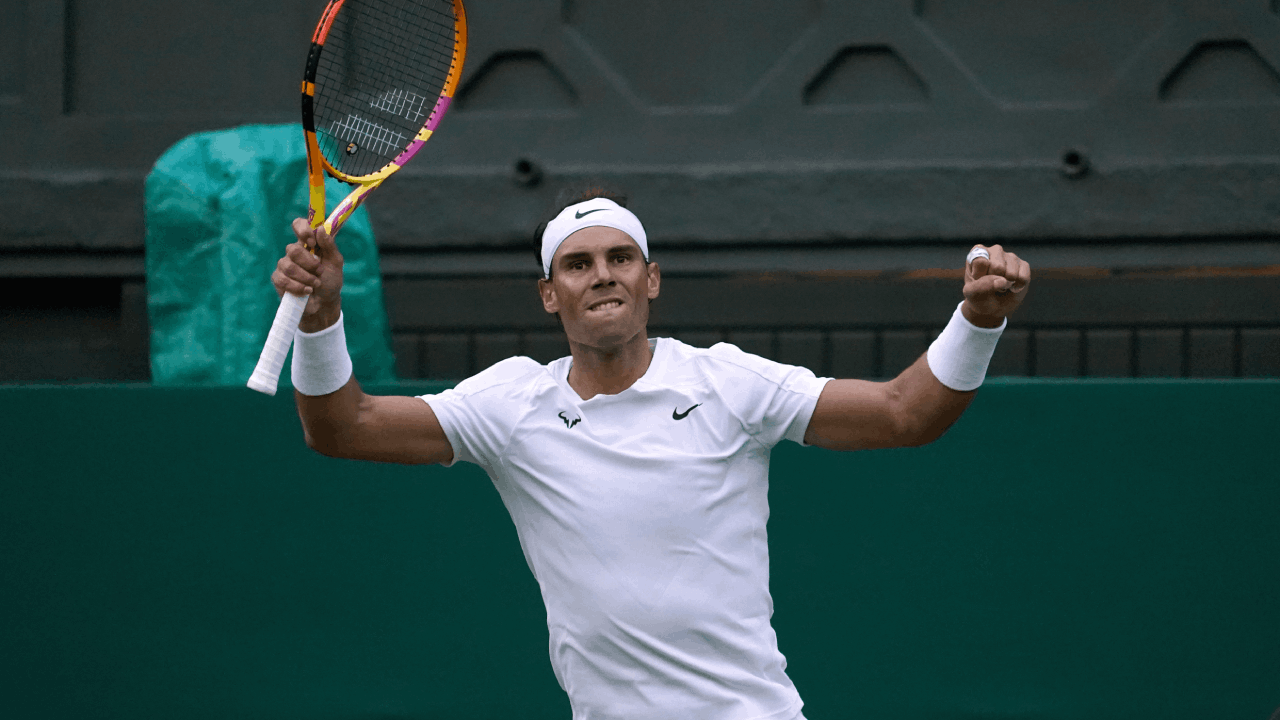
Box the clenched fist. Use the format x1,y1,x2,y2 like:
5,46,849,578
273,218,345,333
961,244,1030,328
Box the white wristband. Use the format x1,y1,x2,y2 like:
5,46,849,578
291,312,354,396
926,302,1005,391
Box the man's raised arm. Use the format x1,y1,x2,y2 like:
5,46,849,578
274,218,454,466
805,244,1031,451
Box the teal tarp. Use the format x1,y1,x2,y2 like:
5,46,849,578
145,123,396,387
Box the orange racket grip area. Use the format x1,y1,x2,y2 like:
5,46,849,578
303,130,326,230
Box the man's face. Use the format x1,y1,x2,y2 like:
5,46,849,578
538,226,660,350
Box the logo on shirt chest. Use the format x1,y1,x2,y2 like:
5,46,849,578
672,403,702,420
558,411,582,429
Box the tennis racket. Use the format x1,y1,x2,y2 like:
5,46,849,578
247,0,468,395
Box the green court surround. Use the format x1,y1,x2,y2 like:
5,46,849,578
2,380,1277,719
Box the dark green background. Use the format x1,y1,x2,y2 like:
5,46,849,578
2,380,1278,719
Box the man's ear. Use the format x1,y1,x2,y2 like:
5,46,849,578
646,261,661,301
538,277,560,314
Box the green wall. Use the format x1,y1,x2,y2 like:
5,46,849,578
2,381,1278,719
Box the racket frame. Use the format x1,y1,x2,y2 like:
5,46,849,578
246,0,468,395
301,0,468,235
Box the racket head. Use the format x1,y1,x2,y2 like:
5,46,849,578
301,0,468,188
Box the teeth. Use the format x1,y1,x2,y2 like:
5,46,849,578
592,300,621,311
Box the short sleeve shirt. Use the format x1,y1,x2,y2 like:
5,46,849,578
421,338,830,720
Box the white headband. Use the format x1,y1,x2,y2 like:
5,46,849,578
541,198,648,278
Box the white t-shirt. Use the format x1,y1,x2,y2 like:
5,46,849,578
420,337,831,720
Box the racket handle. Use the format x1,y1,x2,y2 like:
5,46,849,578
247,291,309,395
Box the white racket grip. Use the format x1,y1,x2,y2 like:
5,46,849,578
247,292,309,395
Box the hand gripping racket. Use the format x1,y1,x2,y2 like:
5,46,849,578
247,0,468,395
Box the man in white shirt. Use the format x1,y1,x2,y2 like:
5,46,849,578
273,187,1030,720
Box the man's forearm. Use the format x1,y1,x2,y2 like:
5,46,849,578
295,374,365,456
888,353,976,447
291,302,363,456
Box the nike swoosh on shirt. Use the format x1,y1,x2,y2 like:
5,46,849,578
575,208,606,219
672,404,701,420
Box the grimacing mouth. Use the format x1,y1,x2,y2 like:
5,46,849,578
586,297,625,312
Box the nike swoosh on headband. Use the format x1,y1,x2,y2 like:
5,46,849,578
542,198,648,278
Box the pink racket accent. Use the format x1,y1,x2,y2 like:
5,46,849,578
391,97,452,166
426,96,452,131
393,139,425,166
335,194,357,216
328,195,360,234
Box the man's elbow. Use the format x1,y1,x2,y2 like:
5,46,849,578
302,423,354,459
888,398,949,448
883,384,931,448
900,431,939,448
304,428,337,457
900,414,961,447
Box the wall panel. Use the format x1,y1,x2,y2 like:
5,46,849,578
2,0,1278,383
1,0,1278,254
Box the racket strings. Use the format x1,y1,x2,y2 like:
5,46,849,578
313,0,458,178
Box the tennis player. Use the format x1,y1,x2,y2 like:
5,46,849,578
273,187,1030,720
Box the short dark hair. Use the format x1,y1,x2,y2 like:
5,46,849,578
533,182,630,275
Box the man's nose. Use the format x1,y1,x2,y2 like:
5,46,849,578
590,259,616,287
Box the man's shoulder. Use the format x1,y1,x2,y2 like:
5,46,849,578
448,356,553,398
663,338,797,384
656,339,828,442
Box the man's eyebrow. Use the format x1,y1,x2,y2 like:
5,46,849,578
558,245,639,264
557,250,591,264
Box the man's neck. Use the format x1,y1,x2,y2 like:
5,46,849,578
566,333,653,400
